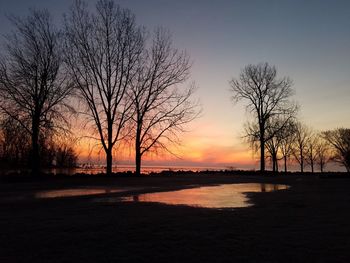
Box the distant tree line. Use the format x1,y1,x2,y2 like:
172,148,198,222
0,0,199,176
230,63,350,173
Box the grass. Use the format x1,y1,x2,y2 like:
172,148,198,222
1,173,350,262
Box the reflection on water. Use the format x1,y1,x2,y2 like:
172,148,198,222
118,183,289,209
35,188,132,199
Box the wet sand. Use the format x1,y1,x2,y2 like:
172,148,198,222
1,174,350,262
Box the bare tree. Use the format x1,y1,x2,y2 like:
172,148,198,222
55,144,78,168
131,29,198,176
305,133,317,173
292,122,311,173
230,62,297,172
265,134,280,172
315,134,330,172
323,128,350,172
64,0,144,175
0,10,73,175
265,117,296,173
264,119,283,172
279,120,296,173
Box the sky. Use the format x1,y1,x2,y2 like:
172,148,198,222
1,0,350,170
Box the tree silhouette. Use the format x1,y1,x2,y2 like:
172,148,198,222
0,10,73,175
131,29,198,176
292,122,311,173
323,128,350,172
64,0,144,175
230,63,297,172
305,133,317,173
0,117,30,167
279,120,297,172
315,134,330,172
265,117,296,172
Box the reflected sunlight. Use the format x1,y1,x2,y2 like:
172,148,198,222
101,183,290,209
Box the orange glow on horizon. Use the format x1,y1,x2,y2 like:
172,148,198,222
74,123,254,168
70,113,256,168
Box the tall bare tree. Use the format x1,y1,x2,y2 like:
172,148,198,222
323,128,350,172
64,0,144,175
0,10,73,175
131,29,198,176
230,62,297,172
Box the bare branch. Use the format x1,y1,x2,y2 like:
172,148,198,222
64,0,144,175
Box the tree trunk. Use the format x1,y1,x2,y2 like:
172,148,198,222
31,117,40,176
272,153,277,173
106,117,113,176
284,155,288,173
300,149,304,173
259,123,266,173
135,151,141,176
106,147,112,176
260,139,265,173
135,127,142,176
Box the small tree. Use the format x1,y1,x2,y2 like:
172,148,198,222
279,120,296,173
131,29,198,176
0,10,73,175
0,116,31,167
55,146,78,168
265,134,280,172
305,133,317,173
292,122,311,173
265,117,297,173
323,128,350,172
315,134,330,172
230,62,297,172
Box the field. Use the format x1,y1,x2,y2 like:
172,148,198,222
1,173,350,262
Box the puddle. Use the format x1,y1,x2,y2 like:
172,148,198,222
35,187,136,199
107,183,289,209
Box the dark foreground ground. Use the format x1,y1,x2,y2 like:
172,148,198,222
1,173,350,262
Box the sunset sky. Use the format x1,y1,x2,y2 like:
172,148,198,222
1,0,350,169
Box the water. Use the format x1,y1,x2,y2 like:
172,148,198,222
113,183,289,209
35,187,138,199
33,183,290,209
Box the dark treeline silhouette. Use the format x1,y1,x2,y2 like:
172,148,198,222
0,0,199,176
230,62,350,173
0,116,78,170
